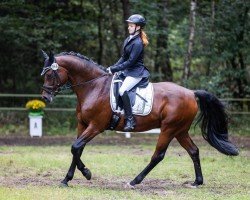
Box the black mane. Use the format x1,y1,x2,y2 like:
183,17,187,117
57,51,107,72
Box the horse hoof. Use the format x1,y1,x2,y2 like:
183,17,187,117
82,168,92,180
124,182,135,189
59,182,69,187
183,181,198,189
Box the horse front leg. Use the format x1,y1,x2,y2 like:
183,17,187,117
61,124,100,187
61,146,91,187
60,151,78,187
71,137,92,180
60,122,90,187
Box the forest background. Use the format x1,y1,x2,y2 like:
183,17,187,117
0,0,249,135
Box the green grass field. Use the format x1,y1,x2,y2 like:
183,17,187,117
0,141,249,200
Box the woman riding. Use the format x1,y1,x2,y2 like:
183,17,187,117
107,14,150,132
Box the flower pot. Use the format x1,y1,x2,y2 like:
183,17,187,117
29,114,43,137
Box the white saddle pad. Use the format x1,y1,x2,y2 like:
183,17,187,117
110,76,154,116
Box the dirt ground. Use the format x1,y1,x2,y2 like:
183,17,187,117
0,134,249,149
0,134,249,194
0,133,186,194
1,175,185,196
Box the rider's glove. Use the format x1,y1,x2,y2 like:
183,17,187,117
106,67,113,74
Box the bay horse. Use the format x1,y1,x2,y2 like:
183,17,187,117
41,51,239,188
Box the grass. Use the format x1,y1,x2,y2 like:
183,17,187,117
0,142,249,200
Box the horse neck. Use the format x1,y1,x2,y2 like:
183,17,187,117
56,55,110,99
56,55,105,85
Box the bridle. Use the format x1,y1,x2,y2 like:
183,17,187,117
41,62,63,96
41,62,109,96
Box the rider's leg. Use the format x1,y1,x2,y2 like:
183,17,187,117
119,76,142,131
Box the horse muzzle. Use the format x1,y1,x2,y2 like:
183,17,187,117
41,85,58,103
42,92,54,103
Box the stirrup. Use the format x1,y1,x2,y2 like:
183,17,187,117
124,117,136,131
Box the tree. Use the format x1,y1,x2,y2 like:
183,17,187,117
109,0,124,58
97,0,103,64
120,0,130,37
212,0,249,98
183,0,197,84
0,0,249,99
155,0,173,81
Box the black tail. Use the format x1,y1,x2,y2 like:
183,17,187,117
194,90,239,156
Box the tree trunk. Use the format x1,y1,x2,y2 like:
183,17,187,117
183,0,197,83
206,0,215,76
231,57,244,98
120,0,130,37
231,4,249,98
237,5,248,85
97,0,103,64
211,0,215,22
110,0,122,58
155,0,172,81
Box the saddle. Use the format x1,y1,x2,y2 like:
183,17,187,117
110,72,154,116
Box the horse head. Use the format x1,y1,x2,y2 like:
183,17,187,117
40,50,68,103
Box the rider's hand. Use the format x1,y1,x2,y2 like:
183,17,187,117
106,67,113,74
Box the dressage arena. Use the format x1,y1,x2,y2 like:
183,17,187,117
0,134,249,200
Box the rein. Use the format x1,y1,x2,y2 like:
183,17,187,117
70,73,108,88
57,73,109,94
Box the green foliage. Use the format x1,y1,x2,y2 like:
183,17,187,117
0,0,249,133
0,110,77,136
192,0,250,97
0,109,249,136
0,0,249,96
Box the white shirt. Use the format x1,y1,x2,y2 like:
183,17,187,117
128,32,139,42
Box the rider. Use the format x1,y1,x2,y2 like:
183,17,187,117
107,14,150,131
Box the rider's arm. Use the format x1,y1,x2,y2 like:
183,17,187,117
110,41,143,73
114,55,125,66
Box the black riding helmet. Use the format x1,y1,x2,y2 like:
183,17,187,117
126,14,146,28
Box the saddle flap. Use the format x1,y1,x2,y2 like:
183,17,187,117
110,74,154,116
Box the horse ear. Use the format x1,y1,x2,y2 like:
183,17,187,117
49,51,55,62
41,49,49,59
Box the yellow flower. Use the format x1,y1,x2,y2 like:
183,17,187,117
25,99,46,111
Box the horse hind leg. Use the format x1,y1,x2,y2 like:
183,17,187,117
129,128,174,187
176,133,203,188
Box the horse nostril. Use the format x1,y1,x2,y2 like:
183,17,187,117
42,95,50,103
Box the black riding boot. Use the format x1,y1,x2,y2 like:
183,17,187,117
121,91,136,131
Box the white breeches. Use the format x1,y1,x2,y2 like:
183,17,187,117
119,76,142,96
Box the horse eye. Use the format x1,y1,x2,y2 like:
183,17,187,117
46,74,53,79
